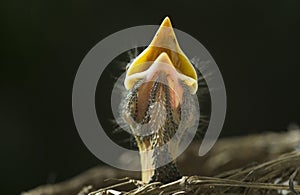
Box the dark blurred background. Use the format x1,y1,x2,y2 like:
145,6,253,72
1,0,300,194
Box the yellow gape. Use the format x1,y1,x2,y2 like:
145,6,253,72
124,17,198,95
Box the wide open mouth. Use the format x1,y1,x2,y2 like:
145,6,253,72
122,17,199,183
124,17,198,95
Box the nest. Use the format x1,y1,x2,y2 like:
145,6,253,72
23,131,300,195
84,152,300,195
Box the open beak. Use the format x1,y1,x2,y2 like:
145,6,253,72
124,16,198,95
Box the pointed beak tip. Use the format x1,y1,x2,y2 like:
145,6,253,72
161,16,172,28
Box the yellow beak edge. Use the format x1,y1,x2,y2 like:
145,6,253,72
125,17,198,94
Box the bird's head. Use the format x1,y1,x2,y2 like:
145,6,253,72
122,17,199,183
